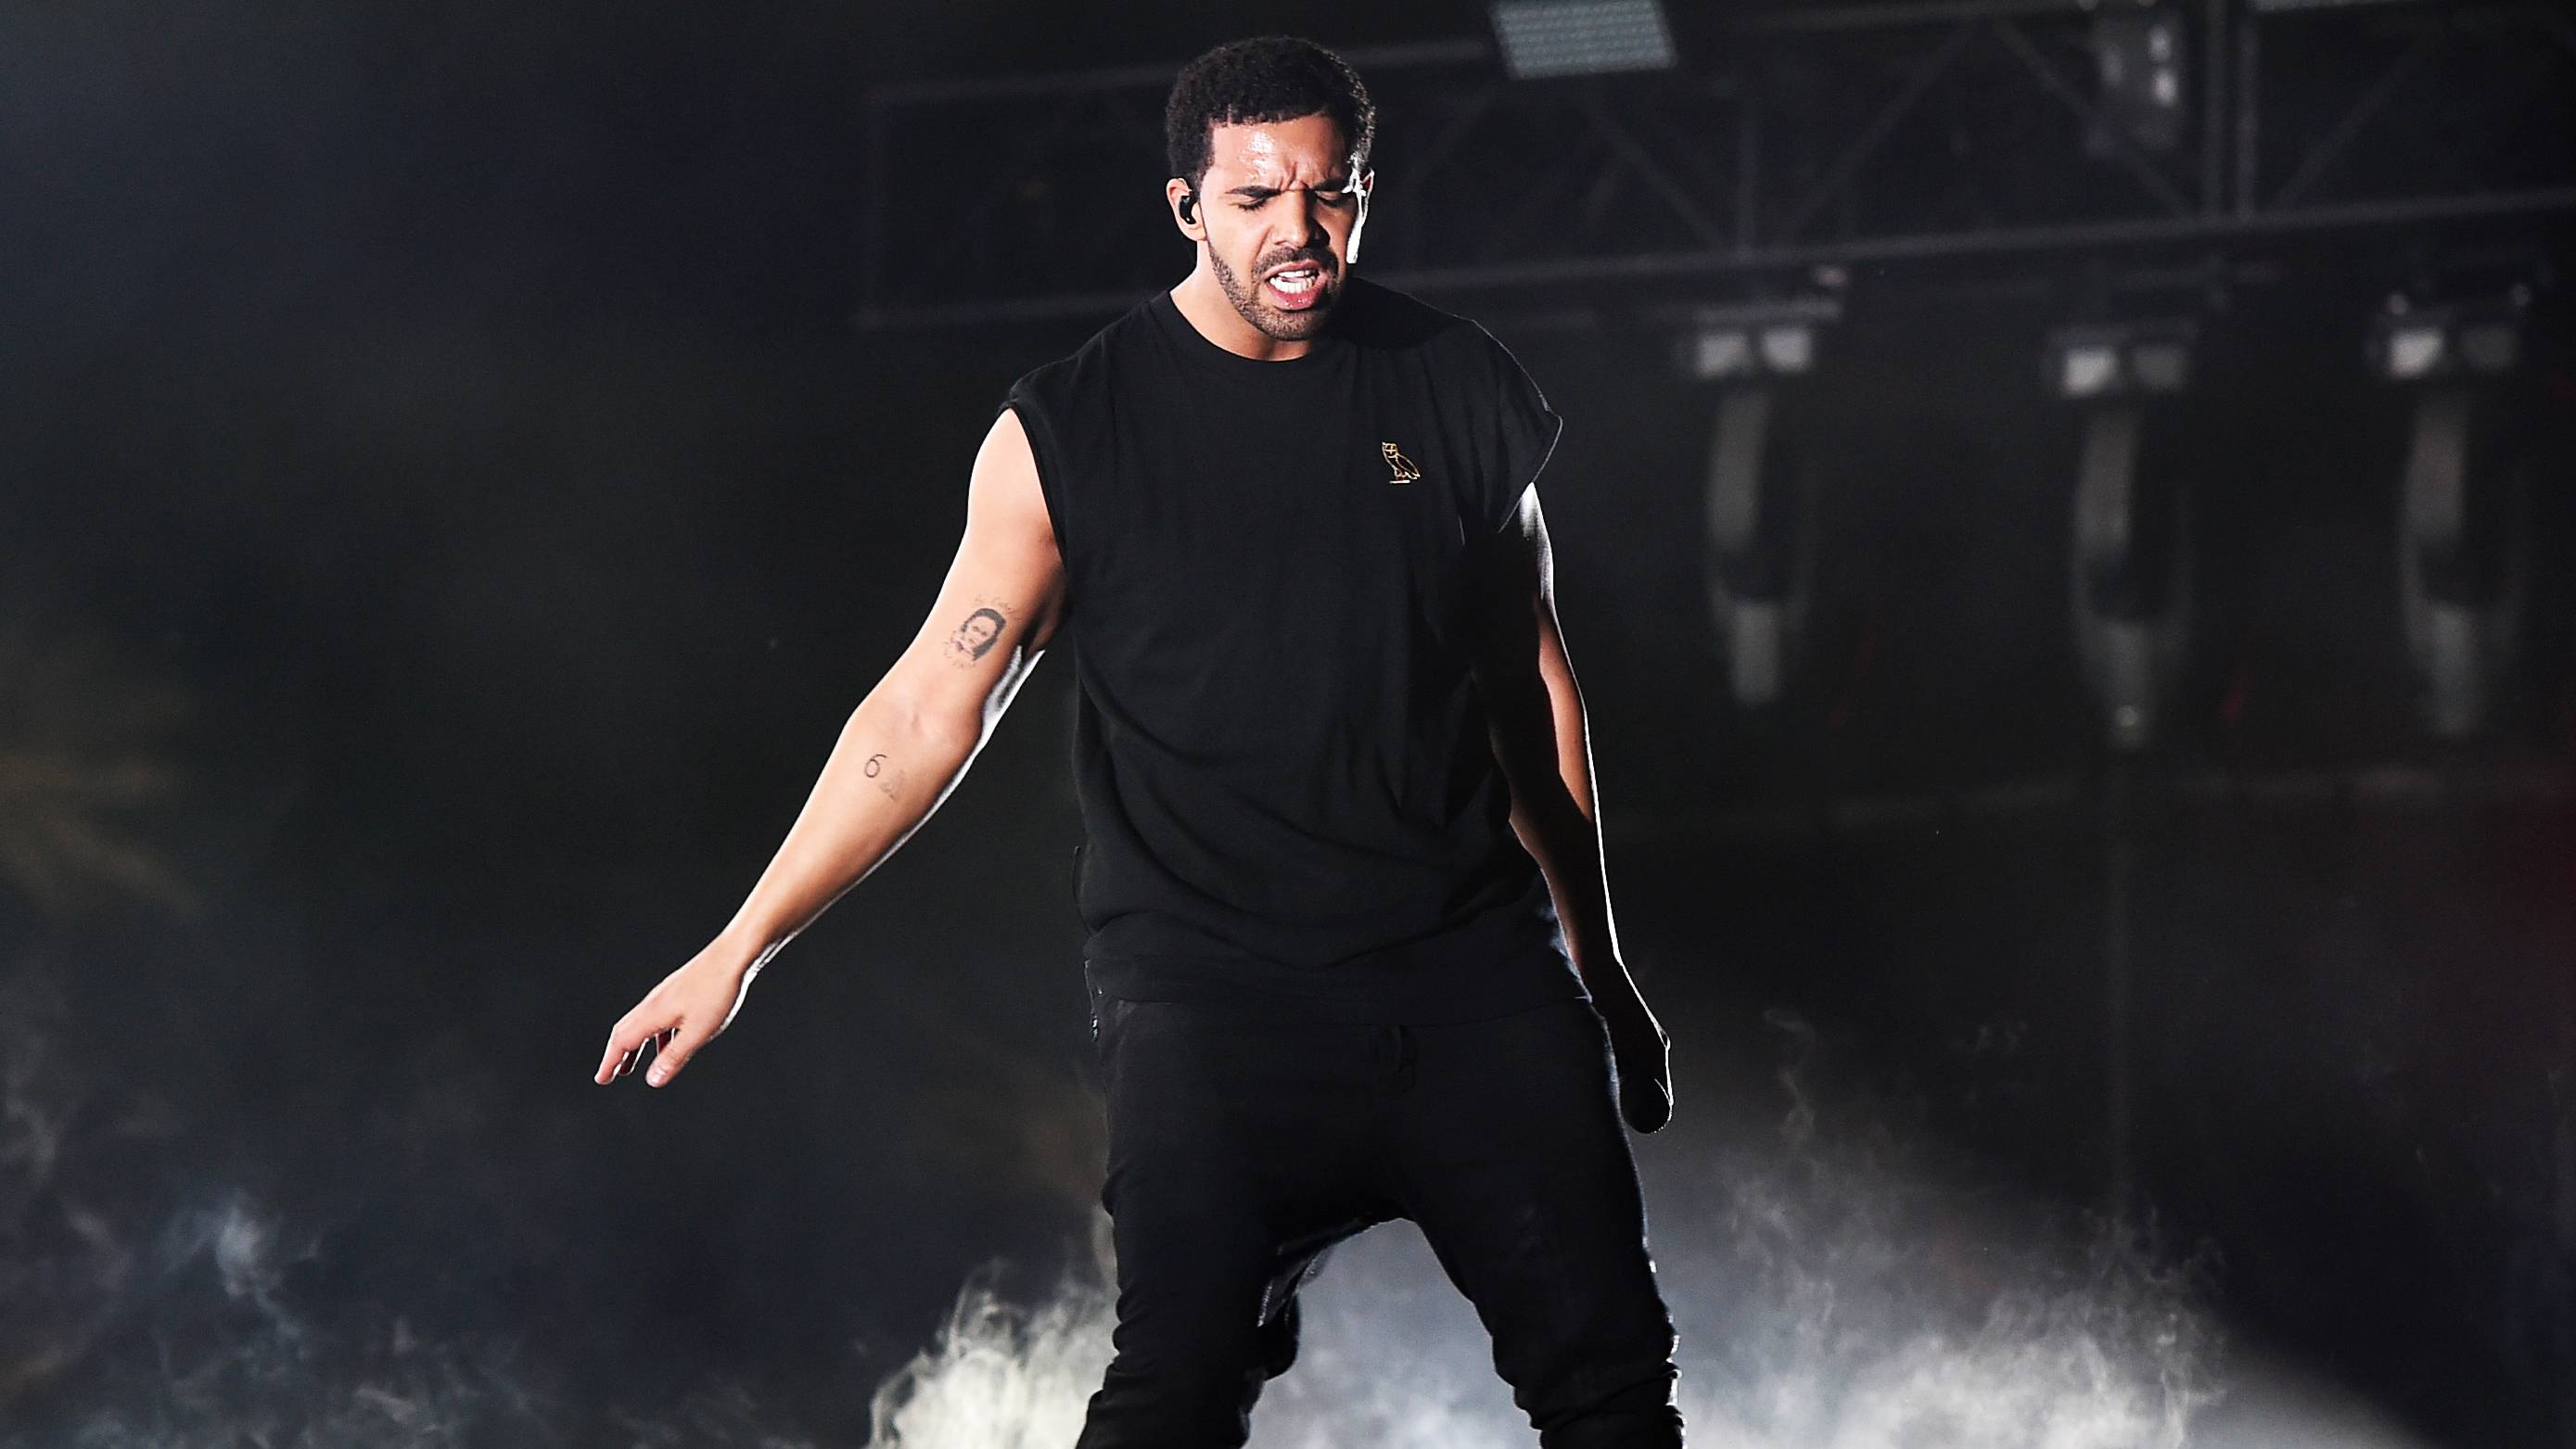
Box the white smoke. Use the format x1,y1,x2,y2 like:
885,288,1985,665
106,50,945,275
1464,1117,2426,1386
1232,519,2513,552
861,1010,2274,1449
1652,1010,2222,1449
0,956,2426,1448
0,965,824,1448
861,1200,2213,1449
6,1188,567,1448
866,1219,1121,1449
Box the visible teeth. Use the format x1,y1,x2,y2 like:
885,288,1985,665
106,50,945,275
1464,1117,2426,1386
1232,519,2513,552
1270,270,1319,293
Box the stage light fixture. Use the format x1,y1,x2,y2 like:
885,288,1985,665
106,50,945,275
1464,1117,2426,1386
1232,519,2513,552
1675,298,1834,711
1757,324,1816,375
2091,4,2187,154
1689,329,1755,382
2048,321,2196,400
1703,388,1811,710
1674,298,1838,385
2371,294,2528,384
2058,337,2125,399
2456,321,2520,375
2379,318,2448,380
2126,337,2191,393
1489,0,1676,80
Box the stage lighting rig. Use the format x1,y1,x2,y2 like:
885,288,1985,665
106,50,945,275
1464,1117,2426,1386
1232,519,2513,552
861,4,2575,327
1674,296,1837,385
2046,319,2198,400
1488,0,1676,80
2088,2,2187,155
2047,316,2200,752
1671,296,1839,711
2378,285,2539,739
2369,291,2531,384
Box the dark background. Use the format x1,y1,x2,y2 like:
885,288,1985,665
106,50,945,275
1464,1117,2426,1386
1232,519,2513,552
3,2,2570,1445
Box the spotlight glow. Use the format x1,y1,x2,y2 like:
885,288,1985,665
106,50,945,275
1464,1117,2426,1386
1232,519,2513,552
1490,0,1677,79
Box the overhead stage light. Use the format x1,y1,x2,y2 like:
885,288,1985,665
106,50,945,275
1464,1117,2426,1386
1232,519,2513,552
1757,324,1816,376
2047,321,2196,400
1674,296,1835,711
1672,298,1838,384
2456,321,2521,374
2057,336,2125,400
2372,292,2530,383
2381,322,2448,380
1690,329,1756,382
1489,0,1676,80
2126,336,2191,393
2090,6,2187,153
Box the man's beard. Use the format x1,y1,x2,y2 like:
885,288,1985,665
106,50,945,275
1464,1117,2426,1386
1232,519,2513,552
1209,250,1341,341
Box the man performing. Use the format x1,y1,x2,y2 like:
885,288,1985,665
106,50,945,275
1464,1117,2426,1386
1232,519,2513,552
595,35,1684,1447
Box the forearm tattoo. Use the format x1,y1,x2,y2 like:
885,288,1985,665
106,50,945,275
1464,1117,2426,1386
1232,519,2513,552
945,604,1010,665
861,752,907,801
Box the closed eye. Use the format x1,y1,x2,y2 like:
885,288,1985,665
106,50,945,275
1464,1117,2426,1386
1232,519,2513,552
1229,185,1357,210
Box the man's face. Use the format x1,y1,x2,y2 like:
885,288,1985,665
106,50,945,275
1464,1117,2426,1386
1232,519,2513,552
950,609,1003,661
1173,112,1371,341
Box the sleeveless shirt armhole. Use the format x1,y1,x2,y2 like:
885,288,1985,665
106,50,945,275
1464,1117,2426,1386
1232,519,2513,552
1499,409,1564,533
1482,332,1563,534
999,386,1070,562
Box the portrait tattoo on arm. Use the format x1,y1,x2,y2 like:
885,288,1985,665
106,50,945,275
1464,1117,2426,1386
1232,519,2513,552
945,606,1009,665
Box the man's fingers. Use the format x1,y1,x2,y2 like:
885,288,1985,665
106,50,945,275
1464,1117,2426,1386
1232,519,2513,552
1626,1081,1674,1134
1613,1037,1674,1134
595,967,735,1087
596,1019,678,1085
598,1024,642,1084
596,1032,634,1085
1620,1079,1670,1133
637,1025,695,1087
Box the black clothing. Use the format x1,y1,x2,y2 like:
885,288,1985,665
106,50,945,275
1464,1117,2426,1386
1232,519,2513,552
1074,985,1685,1448
1004,279,1585,1023
1008,282,1681,1447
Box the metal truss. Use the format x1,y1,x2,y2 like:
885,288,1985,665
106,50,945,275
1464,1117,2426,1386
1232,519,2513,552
857,1,2576,326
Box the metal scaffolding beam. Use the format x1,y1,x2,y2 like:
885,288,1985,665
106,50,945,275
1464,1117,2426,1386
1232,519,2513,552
856,1,2576,327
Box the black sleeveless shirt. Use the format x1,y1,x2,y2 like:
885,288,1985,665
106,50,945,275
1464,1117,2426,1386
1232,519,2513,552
1002,277,1587,1023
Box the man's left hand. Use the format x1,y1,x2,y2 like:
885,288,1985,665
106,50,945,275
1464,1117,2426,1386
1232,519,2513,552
1596,992,1673,1134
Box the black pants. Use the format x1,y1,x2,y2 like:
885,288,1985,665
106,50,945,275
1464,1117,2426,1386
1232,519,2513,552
1074,986,1685,1448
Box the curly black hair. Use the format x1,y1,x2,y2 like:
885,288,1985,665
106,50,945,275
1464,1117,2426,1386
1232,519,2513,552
1164,36,1376,192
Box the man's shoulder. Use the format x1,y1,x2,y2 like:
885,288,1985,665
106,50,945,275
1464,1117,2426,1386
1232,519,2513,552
1341,275,1484,354
1010,291,1165,400
1341,277,1526,385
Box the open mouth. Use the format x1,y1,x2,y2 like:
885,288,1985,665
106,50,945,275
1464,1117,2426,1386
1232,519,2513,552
1262,262,1327,311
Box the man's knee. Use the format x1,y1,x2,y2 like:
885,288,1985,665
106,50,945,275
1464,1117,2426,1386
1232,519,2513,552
1075,1335,1271,1449
1498,1295,1683,1448
1534,1366,1686,1449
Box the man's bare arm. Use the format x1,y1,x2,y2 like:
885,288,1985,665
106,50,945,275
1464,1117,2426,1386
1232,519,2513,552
705,410,1065,962
594,408,1065,1087
1471,482,1673,1132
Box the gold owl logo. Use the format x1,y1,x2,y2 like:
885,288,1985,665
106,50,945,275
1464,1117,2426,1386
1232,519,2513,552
1381,441,1422,484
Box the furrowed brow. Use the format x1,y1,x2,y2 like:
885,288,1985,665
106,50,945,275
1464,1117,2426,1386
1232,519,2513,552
1224,177,1352,200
